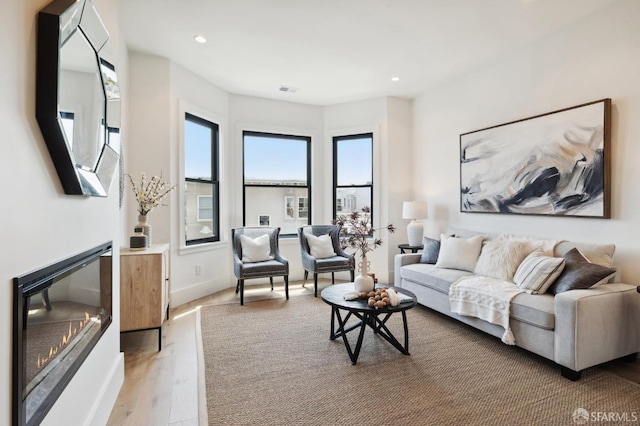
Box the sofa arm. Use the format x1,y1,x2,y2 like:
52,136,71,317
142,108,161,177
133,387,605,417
554,283,640,372
393,254,422,287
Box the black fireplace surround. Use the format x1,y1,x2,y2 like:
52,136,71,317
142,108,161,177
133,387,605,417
13,241,113,426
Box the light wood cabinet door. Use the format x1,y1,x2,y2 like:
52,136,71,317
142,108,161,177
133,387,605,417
120,244,169,332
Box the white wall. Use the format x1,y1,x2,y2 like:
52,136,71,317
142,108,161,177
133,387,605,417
324,98,414,282
1,0,124,424
413,0,640,283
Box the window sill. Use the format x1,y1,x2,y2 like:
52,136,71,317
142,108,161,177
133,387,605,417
178,240,228,256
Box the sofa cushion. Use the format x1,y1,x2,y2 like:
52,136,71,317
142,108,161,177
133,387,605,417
400,263,471,295
419,236,440,264
548,248,616,294
435,234,484,272
554,241,615,268
511,293,555,330
514,251,566,294
474,237,531,281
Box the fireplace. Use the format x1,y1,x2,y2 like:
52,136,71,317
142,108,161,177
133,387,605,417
13,242,113,426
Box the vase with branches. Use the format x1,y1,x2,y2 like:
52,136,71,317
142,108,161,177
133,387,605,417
127,172,176,245
332,206,395,291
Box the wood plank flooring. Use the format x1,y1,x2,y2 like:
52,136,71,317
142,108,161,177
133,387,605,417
107,279,640,425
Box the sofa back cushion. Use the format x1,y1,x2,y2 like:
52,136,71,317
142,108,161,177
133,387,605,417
554,241,615,268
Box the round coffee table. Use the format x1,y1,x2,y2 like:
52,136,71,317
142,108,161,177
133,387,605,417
321,283,417,364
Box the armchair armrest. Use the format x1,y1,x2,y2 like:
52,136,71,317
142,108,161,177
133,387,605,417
554,283,640,372
274,252,289,268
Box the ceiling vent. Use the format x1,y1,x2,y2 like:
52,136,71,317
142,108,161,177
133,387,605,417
279,85,298,93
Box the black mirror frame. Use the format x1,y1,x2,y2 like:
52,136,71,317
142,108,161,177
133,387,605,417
36,0,120,197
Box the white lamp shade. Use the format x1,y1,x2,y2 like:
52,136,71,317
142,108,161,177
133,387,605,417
402,201,428,220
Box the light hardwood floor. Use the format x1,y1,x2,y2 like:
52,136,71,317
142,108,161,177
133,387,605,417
107,280,318,426
107,279,640,425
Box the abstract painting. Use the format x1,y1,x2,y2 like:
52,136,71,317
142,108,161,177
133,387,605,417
460,99,610,218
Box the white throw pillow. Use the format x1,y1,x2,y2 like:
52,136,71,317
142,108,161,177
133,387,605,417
513,251,565,294
306,233,336,259
473,236,531,281
240,234,272,263
435,234,484,272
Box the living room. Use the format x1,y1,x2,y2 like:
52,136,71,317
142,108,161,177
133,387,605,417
2,0,640,424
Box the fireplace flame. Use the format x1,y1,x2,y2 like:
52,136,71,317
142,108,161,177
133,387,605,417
35,312,92,370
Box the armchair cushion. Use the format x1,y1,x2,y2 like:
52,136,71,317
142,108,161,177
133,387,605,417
305,233,337,259
240,234,273,263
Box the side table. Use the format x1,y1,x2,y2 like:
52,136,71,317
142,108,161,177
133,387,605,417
398,244,423,254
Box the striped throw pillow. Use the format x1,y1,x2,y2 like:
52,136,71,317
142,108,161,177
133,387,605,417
513,251,566,294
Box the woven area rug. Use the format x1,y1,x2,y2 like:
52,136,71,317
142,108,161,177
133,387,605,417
201,295,639,425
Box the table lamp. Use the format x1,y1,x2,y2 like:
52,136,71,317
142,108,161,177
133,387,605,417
402,201,428,246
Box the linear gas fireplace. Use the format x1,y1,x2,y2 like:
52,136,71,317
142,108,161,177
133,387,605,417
13,242,113,426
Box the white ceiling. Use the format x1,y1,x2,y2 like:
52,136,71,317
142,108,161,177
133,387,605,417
118,0,619,106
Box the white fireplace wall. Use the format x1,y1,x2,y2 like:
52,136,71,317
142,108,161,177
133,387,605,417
0,0,126,424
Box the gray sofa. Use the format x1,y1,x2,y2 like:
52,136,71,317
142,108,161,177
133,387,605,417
394,230,640,380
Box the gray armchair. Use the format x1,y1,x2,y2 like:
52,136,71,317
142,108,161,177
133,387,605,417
231,227,289,305
298,225,355,297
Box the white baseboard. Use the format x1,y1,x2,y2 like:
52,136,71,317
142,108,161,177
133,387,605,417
171,279,227,306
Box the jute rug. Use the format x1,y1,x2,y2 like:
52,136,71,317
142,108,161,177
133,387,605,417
201,295,639,425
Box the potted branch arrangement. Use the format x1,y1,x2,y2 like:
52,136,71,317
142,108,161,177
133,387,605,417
127,172,176,246
332,206,395,292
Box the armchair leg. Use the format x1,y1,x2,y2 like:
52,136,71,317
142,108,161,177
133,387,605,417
332,272,335,284
270,277,274,291
284,275,289,300
239,280,245,305
350,270,354,282
235,280,240,294
302,271,308,287
314,273,319,297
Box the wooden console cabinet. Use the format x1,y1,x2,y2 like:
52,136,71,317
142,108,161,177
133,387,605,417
120,243,170,350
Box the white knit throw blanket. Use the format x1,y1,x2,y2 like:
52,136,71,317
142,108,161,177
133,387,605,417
449,276,524,345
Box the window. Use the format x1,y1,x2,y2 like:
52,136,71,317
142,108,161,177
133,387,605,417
184,113,219,245
333,133,373,221
243,131,311,235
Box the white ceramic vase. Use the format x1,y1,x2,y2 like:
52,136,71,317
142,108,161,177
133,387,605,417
354,256,375,293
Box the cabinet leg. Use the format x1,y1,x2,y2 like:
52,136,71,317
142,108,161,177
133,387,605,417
158,326,162,351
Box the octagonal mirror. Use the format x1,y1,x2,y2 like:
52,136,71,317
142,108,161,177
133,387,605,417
36,0,120,196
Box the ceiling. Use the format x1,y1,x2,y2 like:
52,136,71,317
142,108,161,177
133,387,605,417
118,0,619,106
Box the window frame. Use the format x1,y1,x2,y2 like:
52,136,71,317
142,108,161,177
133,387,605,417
184,112,220,246
242,131,312,237
332,132,374,222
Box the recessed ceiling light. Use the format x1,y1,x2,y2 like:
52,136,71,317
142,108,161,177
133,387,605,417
391,76,400,82
194,35,207,44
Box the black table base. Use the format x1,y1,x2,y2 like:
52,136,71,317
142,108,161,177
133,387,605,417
329,306,411,364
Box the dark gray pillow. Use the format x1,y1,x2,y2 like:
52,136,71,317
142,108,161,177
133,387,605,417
419,237,440,264
547,248,615,294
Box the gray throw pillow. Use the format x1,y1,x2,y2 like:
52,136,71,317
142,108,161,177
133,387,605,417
419,237,440,264
547,248,615,294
